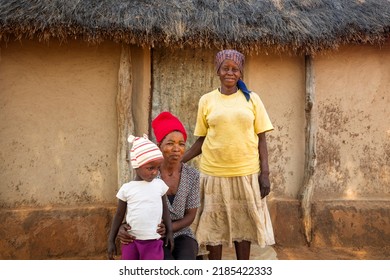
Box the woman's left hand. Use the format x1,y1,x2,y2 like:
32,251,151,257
258,172,271,198
165,232,175,253
157,221,166,237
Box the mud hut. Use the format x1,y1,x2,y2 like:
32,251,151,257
0,0,389,259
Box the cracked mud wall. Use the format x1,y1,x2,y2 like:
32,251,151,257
314,45,390,200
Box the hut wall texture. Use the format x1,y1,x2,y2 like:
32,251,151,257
314,45,390,200
131,47,152,135
0,39,120,207
0,39,153,259
246,53,306,198
307,44,390,248
151,48,220,142
0,39,122,259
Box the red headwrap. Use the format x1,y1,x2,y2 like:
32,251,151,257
152,112,187,143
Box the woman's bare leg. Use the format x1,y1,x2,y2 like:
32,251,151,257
234,240,251,260
206,245,223,260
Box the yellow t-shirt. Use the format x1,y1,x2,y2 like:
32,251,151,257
194,89,273,177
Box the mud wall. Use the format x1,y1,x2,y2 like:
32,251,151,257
0,40,151,259
314,45,390,200
0,39,120,207
246,53,306,198
306,44,390,249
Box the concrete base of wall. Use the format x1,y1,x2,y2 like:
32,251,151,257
270,198,390,248
0,205,116,259
311,200,390,248
268,198,307,247
1,199,389,259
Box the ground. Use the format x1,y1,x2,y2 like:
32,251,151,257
272,245,389,260
67,244,389,260
220,245,389,260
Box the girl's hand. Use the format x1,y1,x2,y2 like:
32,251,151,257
107,242,117,260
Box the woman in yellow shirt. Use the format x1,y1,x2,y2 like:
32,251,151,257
183,49,275,260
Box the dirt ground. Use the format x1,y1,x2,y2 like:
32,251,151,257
272,245,390,260
219,244,389,260
66,244,390,260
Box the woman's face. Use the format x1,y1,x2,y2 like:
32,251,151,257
217,59,242,88
159,131,186,163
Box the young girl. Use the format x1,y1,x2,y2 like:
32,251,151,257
107,134,174,260
116,112,201,260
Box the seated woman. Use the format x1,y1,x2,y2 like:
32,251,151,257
117,111,200,260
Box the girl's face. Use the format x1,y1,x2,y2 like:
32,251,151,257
135,158,163,182
159,131,186,164
217,59,242,88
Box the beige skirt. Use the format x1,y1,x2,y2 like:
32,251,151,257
192,173,275,248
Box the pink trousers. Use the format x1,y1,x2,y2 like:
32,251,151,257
121,239,163,260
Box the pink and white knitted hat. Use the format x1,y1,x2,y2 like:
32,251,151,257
128,134,163,168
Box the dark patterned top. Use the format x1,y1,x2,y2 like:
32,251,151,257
157,163,200,239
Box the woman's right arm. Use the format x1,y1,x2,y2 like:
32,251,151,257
182,136,205,163
116,223,136,244
171,207,198,232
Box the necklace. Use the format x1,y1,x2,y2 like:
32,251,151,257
162,163,182,178
164,169,175,177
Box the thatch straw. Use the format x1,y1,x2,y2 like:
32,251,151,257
1,0,389,54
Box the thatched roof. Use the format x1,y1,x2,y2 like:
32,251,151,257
1,0,389,54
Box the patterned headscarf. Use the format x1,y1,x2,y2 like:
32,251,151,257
215,49,251,101
215,49,245,74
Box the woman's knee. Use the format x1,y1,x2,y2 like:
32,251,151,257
173,236,198,260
